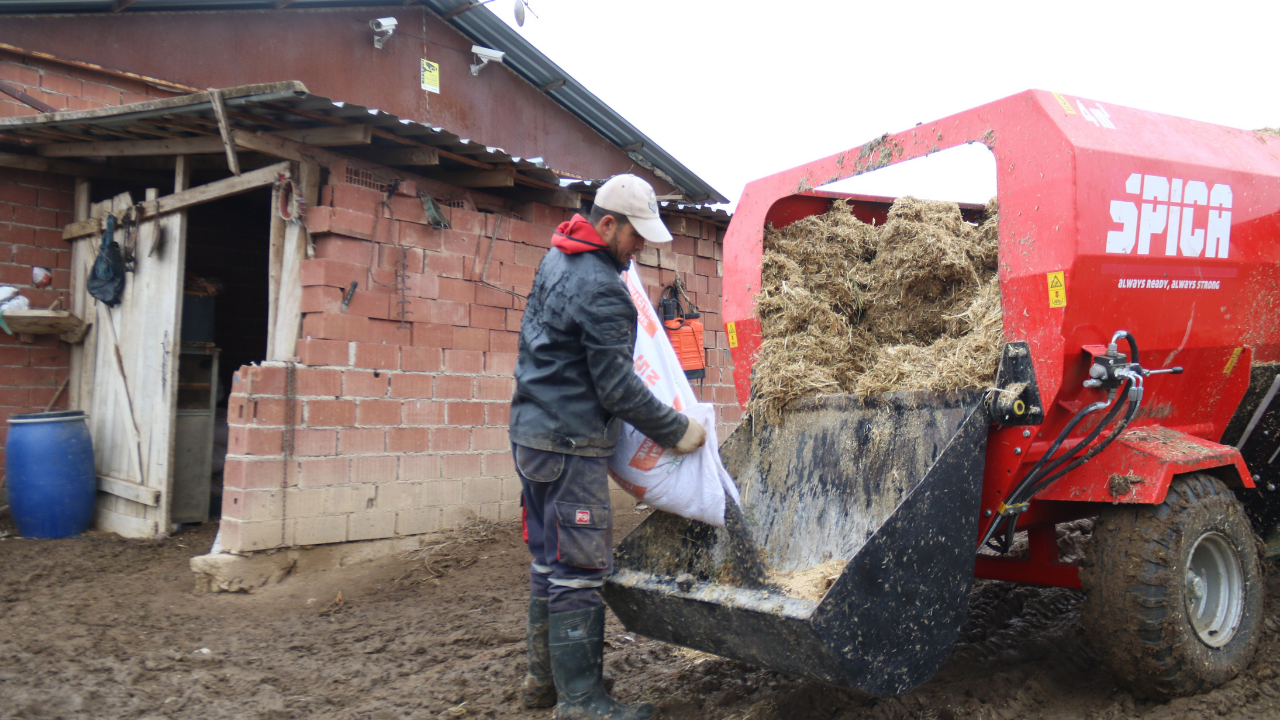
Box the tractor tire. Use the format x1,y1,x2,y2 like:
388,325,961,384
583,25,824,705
1081,473,1263,699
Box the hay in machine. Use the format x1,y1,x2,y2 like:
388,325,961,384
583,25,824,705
750,197,1003,423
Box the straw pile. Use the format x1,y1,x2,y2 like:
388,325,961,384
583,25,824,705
751,197,1003,422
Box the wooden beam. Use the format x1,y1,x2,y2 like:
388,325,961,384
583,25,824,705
112,0,139,12
207,87,240,176
62,161,289,240
345,146,439,166
539,79,565,93
0,150,163,183
0,80,56,113
38,134,226,158
276,124,372,147
426,167,516,188
443,0,495,19
98,474,160,507
507,186,582,209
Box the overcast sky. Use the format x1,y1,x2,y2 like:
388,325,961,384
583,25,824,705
494,0,1280,209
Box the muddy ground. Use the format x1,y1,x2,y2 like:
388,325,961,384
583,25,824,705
2,509,1280,720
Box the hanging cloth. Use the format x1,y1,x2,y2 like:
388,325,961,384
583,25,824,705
88,214,126,307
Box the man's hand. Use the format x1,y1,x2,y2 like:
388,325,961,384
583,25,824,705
672,416,706,454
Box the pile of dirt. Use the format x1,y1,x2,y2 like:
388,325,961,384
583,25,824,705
751,197,1003,422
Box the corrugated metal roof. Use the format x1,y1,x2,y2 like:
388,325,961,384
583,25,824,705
0,0,728,204
0,81,730,223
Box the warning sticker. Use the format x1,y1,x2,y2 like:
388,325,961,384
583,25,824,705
1224,347,1243,375
726,322,738,348
420,59,440,94
1047,271,1067,308
1053,93,1076,115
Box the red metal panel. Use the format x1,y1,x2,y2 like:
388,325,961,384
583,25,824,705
722,90,1280,533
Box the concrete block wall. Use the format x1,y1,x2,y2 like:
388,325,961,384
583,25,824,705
219,174,738,552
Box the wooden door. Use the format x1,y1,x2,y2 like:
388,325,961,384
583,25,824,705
69,189,186,538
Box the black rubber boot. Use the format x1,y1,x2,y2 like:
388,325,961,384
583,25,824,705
549,606,653,720
523,597,557,708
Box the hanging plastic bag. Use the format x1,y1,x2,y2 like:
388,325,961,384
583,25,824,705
88,214,126,307
608,261,740,527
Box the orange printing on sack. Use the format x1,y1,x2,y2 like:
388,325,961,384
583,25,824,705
608,470,647,499
628,438,665,471
628,279,659,338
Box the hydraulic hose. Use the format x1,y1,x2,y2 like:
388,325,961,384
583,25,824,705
1013,378,1133,502
1026,380,1143,497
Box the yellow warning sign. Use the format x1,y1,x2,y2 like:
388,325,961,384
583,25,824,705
1053,93,1076,115
420,59,440,94
1047,271,1066,308
1224,347,1243,374
726,322,739,349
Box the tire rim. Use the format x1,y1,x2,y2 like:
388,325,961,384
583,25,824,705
1185,531,1244,648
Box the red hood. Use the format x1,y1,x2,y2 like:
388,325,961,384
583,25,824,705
552,214,609,255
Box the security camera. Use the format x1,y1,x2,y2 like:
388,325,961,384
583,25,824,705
469,45,505,75
370,17,397,49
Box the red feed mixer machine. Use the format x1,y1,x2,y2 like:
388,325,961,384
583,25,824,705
602,90,1280,699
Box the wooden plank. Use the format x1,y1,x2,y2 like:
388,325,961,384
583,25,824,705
231,130,512,212
0,309,84,334
38,135,226,158
427,167,516,188
0,81,306,127
206,88,240,176
269,161,317,361
276,124,372,147
0,151,163,183
346,146,439,166
62,217,100,241
97,474,160,506
0,79,56,113
507,186,582,209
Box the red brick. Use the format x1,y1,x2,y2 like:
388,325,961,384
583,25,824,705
246,397,301,425
295,368,342,396
412,323,454,348
339,428,385,454
470,304,506,330
347,290,391,320
471,427,509,451
294,428,337,456
297,338,348,367
40,71,82,97
446,402,485,426
483,452,515,477
442,229,479,256
344,368,389,397
402,400,445,425
484,352,518,376
501,264,536,288
0,183,38,206
696,239,716,258
306,399,356,427
13,205,56,227
696,257,719,277
11,366,56,387
300,259,365,289
314,235,375,265
475,377,512,400
431,427,471,452
409,271,440,299
438,277,475,304
354,342,399,370
671,236,695,256
401,346,442,372
246,366,286,395
80,81,121,105
513,243,546,267
298,457,349,487
474,284,513,309
229,426,283,456
0,61,39,88
425,251,466,278
486,402,511,426
357,399,400,426
447,209,484,235
488,330,519,354
435,375,473,399
301,314,412,345
301,286,343,314
400,221,444,251
443,349,483,374
452,327,490,352
388,427,430,452
420,299,469,326
506,309,524,332
390,373,434,399
329,183,384,213
223,458,286,489
442,454,483,478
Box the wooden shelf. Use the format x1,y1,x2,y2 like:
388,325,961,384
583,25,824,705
1,309,84,336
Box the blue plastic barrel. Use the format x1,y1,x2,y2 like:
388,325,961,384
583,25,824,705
6,410,95,538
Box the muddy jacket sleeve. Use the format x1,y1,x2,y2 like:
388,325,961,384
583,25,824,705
580,281,689,448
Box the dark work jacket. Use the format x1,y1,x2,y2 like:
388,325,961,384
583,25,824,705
509,225,688,457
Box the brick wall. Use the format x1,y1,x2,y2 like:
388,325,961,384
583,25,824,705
219,176,738,552
0,47,176,119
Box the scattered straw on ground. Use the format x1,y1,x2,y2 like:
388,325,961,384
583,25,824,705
751,197,1002,422
408,515,507,580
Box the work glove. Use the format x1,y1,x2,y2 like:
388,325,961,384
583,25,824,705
672,415,706,454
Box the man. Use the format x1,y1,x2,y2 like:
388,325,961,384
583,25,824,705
510,174,706,720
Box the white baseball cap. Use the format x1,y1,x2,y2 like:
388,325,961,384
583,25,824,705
593,174,673,243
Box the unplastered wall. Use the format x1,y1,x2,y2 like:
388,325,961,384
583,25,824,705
219,177,738,553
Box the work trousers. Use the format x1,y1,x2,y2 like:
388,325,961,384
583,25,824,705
515,443,614,614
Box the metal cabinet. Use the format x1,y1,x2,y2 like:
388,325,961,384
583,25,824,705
170,344,219,524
